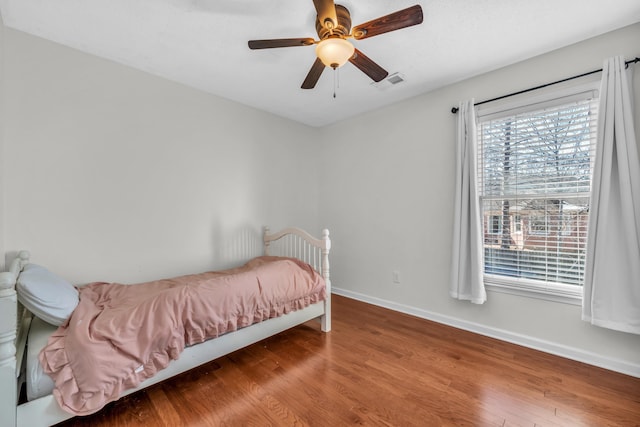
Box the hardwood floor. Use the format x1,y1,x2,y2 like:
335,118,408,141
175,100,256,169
58,295,640,426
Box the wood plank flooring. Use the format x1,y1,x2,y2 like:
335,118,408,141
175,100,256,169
58,295,640,426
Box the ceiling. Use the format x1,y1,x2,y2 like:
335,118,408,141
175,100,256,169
1,1,639,127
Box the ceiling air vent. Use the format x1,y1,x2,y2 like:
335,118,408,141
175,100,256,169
387,73,405,84
372,72,405,90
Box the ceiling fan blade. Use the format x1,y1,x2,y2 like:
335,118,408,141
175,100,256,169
352,5,423,40
313,0,338,31
349,49,388,82
248,38,315,49
301,57,326,89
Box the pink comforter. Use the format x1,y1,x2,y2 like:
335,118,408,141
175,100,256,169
39,256,326,415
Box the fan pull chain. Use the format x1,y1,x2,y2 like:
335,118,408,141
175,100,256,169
333,68,336,98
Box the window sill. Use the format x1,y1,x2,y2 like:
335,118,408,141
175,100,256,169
484,276,582,306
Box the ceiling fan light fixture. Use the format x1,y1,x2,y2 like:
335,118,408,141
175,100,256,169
315,38,354,69
248,3,424,89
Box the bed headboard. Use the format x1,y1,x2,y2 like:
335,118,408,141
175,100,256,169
263,227,331,331
263,227,330,279
0,251,31,362
0,251,30,417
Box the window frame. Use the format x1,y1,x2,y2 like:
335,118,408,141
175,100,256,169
476,82,599,305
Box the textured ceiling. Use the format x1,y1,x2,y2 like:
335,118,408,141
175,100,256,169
1,0,639,127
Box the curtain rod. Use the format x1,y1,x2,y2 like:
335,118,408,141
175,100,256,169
450,57,640,114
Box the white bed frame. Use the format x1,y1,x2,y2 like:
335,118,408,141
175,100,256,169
0,226,331,427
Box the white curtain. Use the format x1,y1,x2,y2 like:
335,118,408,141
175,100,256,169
450,100,486,304
583,56,640,334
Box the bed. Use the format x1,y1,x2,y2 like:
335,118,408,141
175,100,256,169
0,226,331,427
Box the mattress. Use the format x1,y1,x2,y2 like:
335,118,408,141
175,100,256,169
26,316,56,401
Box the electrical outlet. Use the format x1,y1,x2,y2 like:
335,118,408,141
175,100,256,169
392,270,401,284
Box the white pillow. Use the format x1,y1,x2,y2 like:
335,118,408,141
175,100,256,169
16,263,79,326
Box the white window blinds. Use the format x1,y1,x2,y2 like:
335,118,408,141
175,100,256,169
477,94,598,291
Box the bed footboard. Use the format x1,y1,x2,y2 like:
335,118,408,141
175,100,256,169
263,227,331,331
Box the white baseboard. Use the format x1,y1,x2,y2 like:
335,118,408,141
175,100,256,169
332,287,640,378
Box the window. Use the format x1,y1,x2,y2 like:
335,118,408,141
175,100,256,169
477,85,598,302
528,214,550,236
489,215,502,234
513,214,522,233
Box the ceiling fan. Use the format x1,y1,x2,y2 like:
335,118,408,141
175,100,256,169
248,1,423,89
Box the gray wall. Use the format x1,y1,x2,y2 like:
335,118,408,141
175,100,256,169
319,23,640,375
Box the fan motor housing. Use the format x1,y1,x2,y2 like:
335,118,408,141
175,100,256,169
316,4,352,39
